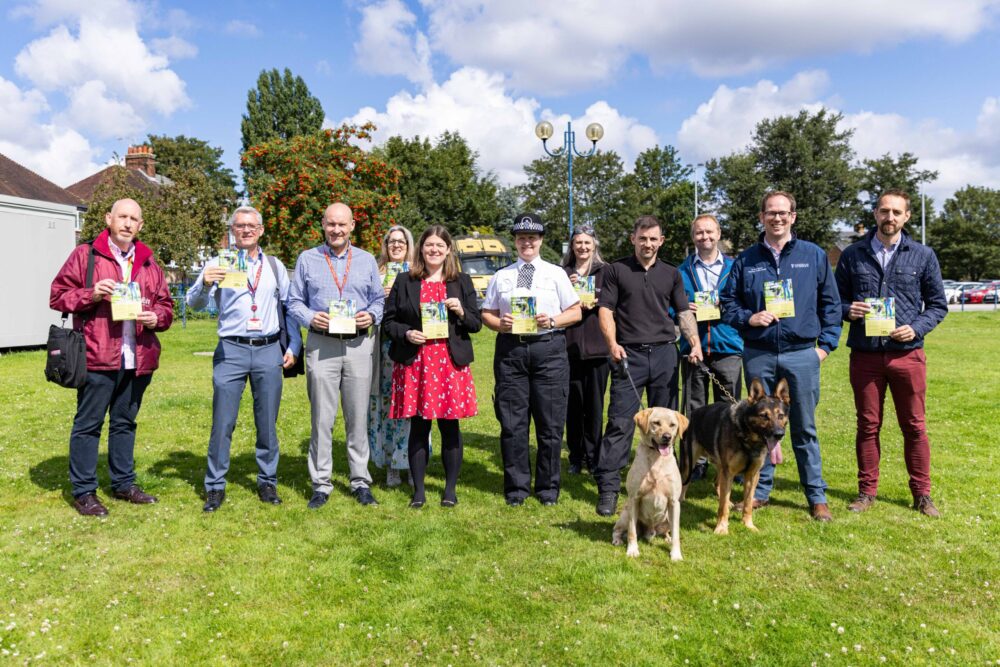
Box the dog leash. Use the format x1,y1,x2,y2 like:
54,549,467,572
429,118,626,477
693,358,739,404
619,357,645,409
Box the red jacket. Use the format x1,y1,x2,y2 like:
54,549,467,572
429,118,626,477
50,229,174,375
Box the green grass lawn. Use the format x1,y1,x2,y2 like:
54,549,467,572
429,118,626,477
1,313,998,665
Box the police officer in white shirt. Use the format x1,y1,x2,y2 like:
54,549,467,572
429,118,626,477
482,213,582,506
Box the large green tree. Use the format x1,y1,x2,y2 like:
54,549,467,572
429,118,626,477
702,109,858,251
147,134,238,248
626,145,696,263
241,68,324,182
81,165,217,273
928,185,1000,281
517,150,635,260
242,124,399,264
855,152,938,232
376,131,504,238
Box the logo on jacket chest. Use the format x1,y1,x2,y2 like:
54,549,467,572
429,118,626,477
790,263,810,269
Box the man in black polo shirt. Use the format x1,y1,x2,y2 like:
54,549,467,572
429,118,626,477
594,215,703,516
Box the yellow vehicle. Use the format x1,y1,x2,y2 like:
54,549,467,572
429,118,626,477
455,233,512,303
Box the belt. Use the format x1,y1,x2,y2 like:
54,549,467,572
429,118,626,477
500,331,565,344
625,341,672,351
223,333,280,347
312,327,369,340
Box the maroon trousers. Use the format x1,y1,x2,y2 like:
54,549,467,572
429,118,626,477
849,349,932,498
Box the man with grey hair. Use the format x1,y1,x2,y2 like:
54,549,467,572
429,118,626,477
187,206,301,512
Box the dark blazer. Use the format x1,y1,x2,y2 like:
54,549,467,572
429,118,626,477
383,271,482,367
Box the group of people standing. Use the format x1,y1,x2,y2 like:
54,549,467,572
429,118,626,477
51,187,947,522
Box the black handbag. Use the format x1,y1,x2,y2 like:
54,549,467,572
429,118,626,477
266,255,304,378
45,246,95,388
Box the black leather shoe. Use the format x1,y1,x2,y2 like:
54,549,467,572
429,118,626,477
596,492,617,516
203,489,225,512
352,486,378,506
307,492,329,509
73,493,108,517
257,483,281,505
113,485,158,504
690,461,708,482
440,497,457,508
568,462,583,475
409,497,425,509
541,499,557,507
505,496,524,507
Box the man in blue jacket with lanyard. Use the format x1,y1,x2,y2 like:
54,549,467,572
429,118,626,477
721,191,842,521
289,202,385,509
187,206,301,512
835,189,947,517
678,214,743,480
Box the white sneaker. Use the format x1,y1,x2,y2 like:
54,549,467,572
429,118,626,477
386,468,402,488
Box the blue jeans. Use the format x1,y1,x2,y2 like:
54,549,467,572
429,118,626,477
205,339,284,490
69,369,152,497
743,346,828,505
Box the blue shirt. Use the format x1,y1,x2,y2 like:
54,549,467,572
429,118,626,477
289,242,384,329
870,235,899,271
186,249,302,356
693,252,725,292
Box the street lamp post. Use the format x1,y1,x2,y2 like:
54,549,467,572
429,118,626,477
534,120,604,238
690,163,705,217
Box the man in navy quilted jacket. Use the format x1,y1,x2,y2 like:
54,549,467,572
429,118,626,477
835,189,948,518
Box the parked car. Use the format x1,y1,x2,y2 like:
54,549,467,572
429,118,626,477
960,281,1000,304
947,282,984,304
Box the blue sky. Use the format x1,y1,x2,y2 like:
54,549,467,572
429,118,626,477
2,0,999,206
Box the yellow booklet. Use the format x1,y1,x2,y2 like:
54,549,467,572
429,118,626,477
327,299,357,334
511,296,537,334
111,282,141,321
694,290,720,321
864,297,895,336
218,249,247,289
421,301,448,339
575,276,596,307
764,279,795,318
383,261,409,288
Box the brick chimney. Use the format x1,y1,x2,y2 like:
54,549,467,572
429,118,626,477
125,144,156,178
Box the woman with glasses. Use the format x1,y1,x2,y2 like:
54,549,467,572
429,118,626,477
383,226,481,508
560,225,609,475
368,225,416,487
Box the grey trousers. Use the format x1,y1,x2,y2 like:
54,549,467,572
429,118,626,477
306,332,375,493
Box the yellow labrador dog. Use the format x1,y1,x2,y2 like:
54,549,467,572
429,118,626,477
612,407,689,560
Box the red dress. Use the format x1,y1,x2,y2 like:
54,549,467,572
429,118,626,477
390,280,479,420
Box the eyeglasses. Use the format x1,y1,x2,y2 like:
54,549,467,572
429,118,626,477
764,211,794,219
232,223,261,231
387,239,408,246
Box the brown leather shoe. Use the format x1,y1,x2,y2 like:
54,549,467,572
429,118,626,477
847,493,876,513
810,502,833,522
113,485,158,504
733,498,769,512
73,493,108,516
914,495,940,517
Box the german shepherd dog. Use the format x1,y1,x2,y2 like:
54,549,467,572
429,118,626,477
679,378,790,535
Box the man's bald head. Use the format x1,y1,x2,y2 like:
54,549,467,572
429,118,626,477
323,202,353,224
105,198,144,251
322,202,356,253
110,198,142,220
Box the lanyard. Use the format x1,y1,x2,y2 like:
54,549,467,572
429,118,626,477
122,256,134,283
246,257,264,313
324,246,353,297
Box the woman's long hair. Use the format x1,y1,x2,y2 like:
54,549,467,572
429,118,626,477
561,226,604,275
410,225,461,281
377,225,416,269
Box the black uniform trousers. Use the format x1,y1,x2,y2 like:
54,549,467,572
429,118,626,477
594,342,678,495
493,332,570,502
681,353,744,414
566,356,610,471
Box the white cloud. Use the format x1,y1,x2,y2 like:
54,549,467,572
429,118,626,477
11,0,139,29
415,0,999,91
354,0,433,86
0,76,50,147
224,19,261,37
151,35,198,60
339,66,658,185
56,80,145,139
0,125,101,187
676,71,1000,204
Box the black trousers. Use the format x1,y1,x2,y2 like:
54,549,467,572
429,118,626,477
594,342,678,494
493,333,569,502
681,353,744,414
566,356,610,470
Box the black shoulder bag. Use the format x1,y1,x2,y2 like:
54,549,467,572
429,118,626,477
266,255,304,378
45,245,95,388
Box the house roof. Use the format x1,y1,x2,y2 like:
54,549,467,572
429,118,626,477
0,152,81,207
66,165,164,203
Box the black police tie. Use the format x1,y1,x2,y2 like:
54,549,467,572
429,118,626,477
517,263,535,289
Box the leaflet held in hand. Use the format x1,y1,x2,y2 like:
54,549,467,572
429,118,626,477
510,296,537,334
328,299,357,334
111,282,141,321
864,297,895,336
575,276,596,307
421,301,448,339
694,290,720,321
383,261,409,288
218,249,248,289
763,279,795,318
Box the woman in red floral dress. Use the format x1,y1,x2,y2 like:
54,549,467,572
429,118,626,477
383,225,481,508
